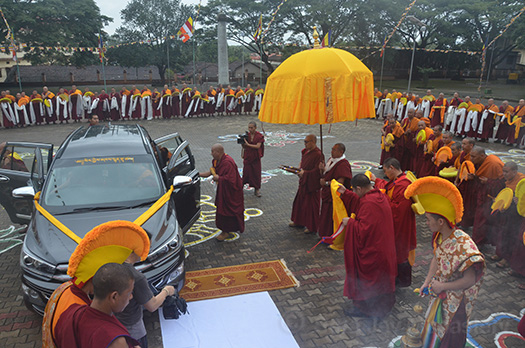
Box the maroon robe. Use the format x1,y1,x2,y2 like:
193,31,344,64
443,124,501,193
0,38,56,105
495,105,512,142
1,100,15,128
478,104,499,141
244,89,254,113
180,89,192,117
161,90,171,119
109,93,121,121
418,134,442,177
153,92,161,118
98,93,110,121
171,91,180,117
43,93,57,124
216,88,225,114
120,91,131,119
375,173,417,287
430,98,447,127
379,122,403,165
69,92,83,121
445,97,463,132
214,154,245,233
343,189,397,317
291,147,324,232
54,304,138,348
508,218,525,277
318,159,352,237
400,117,419,172
206,91,216,115
242,131,264,190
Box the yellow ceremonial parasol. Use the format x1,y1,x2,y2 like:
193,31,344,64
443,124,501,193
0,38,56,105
258,27,375,152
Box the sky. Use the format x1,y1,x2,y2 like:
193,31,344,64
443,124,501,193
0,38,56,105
94,0,206,35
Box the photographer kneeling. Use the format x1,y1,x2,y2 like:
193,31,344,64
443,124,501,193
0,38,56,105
240,121,265,197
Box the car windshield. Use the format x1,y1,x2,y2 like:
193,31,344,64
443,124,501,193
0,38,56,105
41,155,164,214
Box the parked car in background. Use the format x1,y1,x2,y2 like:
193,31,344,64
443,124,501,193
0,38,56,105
0,124,200,314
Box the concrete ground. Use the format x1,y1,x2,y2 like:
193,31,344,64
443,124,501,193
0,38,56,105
0,114,524,347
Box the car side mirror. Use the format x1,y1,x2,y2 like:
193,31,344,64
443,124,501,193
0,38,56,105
12,186,35,199
173,176,192,188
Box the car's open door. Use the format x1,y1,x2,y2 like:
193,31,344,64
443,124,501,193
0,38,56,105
0,142,53,224
155,134,201,233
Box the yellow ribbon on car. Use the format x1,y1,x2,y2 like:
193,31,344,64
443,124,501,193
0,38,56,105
33,186,174,244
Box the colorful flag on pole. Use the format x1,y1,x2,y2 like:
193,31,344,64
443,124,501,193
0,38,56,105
380,35,387,58
98,34,105,62
178,17,194,43
320,30,331,47
253,14,262,41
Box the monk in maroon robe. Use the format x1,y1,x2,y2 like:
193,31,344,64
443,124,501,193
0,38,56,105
29,90,45,125
161,85,172,119
69,85,83,122
120,87,131,120
469,147,505,247
455,138,476,228
215,85,225,115
414,121,434,177
373,158,417,287
339,174,397,318
0,91,15,128
200,144,245,241
379,113,404,166
242,122,264,196
109,88,121,121
495,101,513,143
401,108,419,171
478,99,499,142
290,134,324,234
180,84,192,117
54,263,139,348
98,90,111,121
171,85,180,117
318,143,353,238
492,162,525,269
429,93,447,127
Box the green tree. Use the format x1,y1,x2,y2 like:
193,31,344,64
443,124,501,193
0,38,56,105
0,0,111,66
109,0,193,84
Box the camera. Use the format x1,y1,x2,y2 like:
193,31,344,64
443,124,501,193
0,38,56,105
237,131,249,144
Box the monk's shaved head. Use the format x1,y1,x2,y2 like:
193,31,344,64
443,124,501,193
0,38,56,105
305,134,317,143
504,161,518,172
211,144,225,160
471,146,485,156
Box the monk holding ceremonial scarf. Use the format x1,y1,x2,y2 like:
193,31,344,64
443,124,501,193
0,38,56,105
414,121,434,178
318,143,352,238
429,93,447,127
491,162,525,270
120,87,131,120
507,99,525,146
200,144,245,242
68,85,83,122
42,86,56,124
379,113,404,167
289,134,324,234
494,101,514,143
29,90,45,125
469,147,505,247
478,98,499,142
171,85,180,117
160,85,172,119
401,108,419,171
109,88,121,121
338,174,397,318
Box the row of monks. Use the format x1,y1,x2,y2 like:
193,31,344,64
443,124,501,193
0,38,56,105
375,88,525,147
0,83,265,129
380,107,525,288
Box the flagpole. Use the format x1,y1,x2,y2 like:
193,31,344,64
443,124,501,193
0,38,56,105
192,38,196,85
167,37,170,84
259,44,262,85
379,48,385,92
16,59,22,91
101,58,107,91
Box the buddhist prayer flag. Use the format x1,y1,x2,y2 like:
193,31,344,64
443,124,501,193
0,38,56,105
253,14,262,41
178,17,194,43
321,30,331,47
380,35,387,58
98,34,105,62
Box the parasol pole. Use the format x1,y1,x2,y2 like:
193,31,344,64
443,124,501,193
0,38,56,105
379,48,385,92
319,124,323,154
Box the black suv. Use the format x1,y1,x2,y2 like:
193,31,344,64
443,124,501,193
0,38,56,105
0,124,200,314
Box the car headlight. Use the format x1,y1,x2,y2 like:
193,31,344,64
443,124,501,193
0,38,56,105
20,248,56,280
147,228,182,266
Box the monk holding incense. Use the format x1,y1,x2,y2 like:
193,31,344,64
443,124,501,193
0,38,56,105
289,134,324,234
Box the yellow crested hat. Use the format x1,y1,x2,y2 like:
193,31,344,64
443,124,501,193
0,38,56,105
67,220,150,286
516,178,525,217
404,176,463,224
491,187,513,214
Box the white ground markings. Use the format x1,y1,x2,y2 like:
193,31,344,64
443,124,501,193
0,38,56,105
184,195,263,247
0,225,26,255
488,148,525,167
217,130,334,148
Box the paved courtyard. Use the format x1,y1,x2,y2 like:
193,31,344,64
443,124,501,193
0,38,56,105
0,115,524,348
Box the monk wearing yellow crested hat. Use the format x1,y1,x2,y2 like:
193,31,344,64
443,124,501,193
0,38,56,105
406,177,485,347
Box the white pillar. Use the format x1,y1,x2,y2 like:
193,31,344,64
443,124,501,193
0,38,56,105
217,12,229,86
